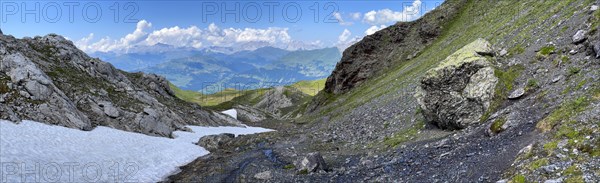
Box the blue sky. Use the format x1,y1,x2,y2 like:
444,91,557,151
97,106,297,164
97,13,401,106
2,0,443,53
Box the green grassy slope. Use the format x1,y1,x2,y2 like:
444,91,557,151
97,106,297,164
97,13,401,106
289,79,326,96
170,79,326,107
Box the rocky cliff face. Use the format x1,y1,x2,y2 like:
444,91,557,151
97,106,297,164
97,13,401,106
323,0,468,95
0,34,240,137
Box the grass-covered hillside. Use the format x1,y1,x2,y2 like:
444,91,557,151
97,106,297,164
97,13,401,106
170,79,326,107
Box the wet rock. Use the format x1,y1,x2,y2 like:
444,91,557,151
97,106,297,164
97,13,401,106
508,88,525,100
197,133,236,151
296,152,328,173
572,30,587,44
415,39,498,130
253,171,272,180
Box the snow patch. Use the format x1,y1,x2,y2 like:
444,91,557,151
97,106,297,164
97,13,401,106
221,109,237,119
0,120,272,182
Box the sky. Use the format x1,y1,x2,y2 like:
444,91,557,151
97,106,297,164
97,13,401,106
1,0,444,53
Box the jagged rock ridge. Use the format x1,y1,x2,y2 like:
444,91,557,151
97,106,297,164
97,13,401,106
0,34,240,137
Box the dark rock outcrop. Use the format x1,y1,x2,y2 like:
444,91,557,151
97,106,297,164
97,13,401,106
0,34,240,137
197,133,236,151
295,152,328,173
415,39,498,130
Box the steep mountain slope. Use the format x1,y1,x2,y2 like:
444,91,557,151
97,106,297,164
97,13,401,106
170,0,600,182
0,34,239,137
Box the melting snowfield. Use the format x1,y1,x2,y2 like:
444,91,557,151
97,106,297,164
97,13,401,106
0,118,272,182
221,109,238,119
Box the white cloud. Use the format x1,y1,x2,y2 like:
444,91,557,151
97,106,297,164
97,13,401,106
336,29,360,51
350,12,362,21
75,20,308,53
363,0,422,25
365,25,387,35
146,26,203,48
338,29,352,43
333,12,353,26
74,20,153,53
122,20,152,45
74,33,94,52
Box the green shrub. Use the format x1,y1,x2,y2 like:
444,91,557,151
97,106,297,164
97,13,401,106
490,117,507,133
539,46,556,56
512,174,527,183
567,67,581,77
284,164,296,170
526,79,539,91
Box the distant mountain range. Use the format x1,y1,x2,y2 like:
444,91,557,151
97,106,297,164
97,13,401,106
91,45,341,93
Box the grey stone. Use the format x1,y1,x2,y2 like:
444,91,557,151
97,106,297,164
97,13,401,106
296,152,328,173
143,107,158,117
542,164,558,174
572,30,587,44
24,81,51,100
544,178,563,183
594,42,600,59
495,179,508,183
254,86,293,116
101,103,120,118
569,49,577,55
253,171,272,180
234,105,273,123
499,49,508,57
552,76,562,83
508,88,525,99
415,39,498,129
19,91,31,98
197,133,236,151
